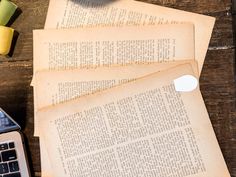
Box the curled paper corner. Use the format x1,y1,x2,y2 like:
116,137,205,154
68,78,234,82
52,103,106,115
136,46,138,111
174,75,198,92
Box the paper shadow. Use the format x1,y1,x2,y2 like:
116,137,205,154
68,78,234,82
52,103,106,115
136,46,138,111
7,30,19,57
71,0,118,7
6,7,22,27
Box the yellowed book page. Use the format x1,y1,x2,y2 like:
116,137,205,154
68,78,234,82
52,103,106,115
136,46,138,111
35,60,198,112
37,61,197,177
33,24,194,75
45,0,215,71
40,139,54,177
38,64,230,177
34,61,197,137
38,60,197,177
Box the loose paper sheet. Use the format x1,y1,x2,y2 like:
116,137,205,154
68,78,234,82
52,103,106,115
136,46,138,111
33,24,195,74
38,64,230,177
40,139,53,177
37,60,198,176
35,61,198,112
44,0,215,71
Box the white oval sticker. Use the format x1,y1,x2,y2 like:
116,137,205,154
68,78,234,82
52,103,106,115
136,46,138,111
174,75,198,92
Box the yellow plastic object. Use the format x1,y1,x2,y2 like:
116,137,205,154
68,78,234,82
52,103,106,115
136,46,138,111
0,26,14,55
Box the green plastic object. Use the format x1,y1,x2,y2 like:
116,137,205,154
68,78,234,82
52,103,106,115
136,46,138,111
0,0,17,26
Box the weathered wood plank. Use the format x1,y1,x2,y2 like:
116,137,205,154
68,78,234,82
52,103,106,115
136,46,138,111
140,0,231,13
201,48,236,176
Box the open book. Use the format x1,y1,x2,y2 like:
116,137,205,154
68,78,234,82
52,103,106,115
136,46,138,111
37,63,230,177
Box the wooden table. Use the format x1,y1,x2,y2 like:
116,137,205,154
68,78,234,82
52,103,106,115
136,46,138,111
0,0,235,176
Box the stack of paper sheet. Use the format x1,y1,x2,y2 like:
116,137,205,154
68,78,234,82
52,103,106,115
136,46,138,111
32,0,231,176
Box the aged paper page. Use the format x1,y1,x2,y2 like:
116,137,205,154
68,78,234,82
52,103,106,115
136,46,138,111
45,0,215,71
38,64,230,177
38,60,197,175
40,139,53,177
34,61,197,136
35,61,198,111
33,24,194,74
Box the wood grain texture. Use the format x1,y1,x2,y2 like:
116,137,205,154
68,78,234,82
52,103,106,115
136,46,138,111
0,0,235,176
